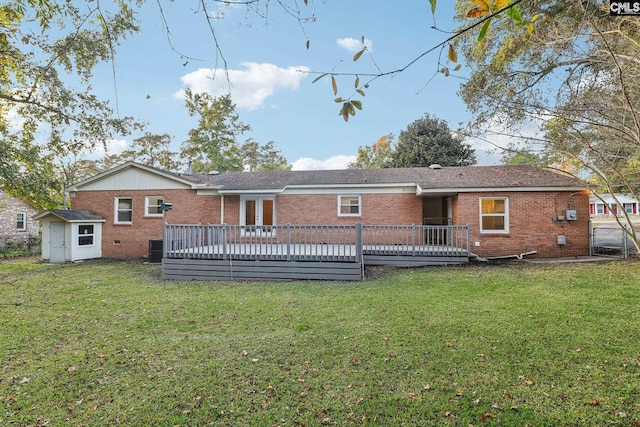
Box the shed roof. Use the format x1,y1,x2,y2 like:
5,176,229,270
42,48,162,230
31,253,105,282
33,209,105,222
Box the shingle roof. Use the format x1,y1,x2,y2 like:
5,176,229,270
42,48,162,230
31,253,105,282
182,165,586,192
33,209,105,222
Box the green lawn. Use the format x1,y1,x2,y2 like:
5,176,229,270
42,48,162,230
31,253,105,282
1,258,640,426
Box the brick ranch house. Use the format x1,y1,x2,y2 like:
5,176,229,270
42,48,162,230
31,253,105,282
61,162,590,262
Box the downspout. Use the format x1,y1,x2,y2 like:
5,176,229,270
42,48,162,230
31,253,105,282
220,194,225,224
485,250,538,260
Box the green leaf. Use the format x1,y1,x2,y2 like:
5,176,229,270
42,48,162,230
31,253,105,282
340,102,350,122
334,97,344,103
448,44,457,63
355,75,360,88
331,75,338,96
356,89,366,97
353,48,365,62
351,100,363,110
312,73,328,84
429,0,436,14
505,5,522,23
478,18,491,42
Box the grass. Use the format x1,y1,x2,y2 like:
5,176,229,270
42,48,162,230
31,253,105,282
1,258,640,426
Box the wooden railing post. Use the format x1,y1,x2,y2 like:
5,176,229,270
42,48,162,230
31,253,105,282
287,224,291,261
163,224,169,258
355,223,363,263
411,224,416,256
222,224,227,260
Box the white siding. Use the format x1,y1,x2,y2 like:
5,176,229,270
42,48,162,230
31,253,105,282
71,223,102,261
77,168,192,191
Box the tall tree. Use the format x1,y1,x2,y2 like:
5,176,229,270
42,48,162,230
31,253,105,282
241,140,291,172
348,134,395,169
456,1,640,251
180,91,249,173
127,133,180,171
392,114,476,168
1,1,143,208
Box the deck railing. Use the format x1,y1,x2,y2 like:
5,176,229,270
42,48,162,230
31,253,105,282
163,223,470,262
362,224,470,258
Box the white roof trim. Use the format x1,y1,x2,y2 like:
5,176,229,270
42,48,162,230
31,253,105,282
215,182,419,195
32,212,106,222
417,186,586,195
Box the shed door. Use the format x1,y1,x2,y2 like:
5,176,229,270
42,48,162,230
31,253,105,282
49,222,66,263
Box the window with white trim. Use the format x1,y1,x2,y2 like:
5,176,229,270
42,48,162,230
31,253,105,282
479,197,509,233
338,195,361,217
145,196,164,217
78,224,94,246
624,203,634,214
596,204,604,214
16,212,26,231
115,197,133,224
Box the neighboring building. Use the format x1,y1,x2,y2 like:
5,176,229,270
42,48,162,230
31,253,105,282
0,187,39,240
590,194,639,217
67,162,591,260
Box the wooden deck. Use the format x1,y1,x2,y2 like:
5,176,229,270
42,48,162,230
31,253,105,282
162,224,471,281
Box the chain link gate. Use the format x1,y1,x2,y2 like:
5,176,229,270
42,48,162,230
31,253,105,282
591,222,639,258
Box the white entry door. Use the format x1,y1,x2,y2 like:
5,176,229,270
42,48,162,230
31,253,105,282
49,222,66,263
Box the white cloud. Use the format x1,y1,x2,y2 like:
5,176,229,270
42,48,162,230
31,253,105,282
466,116,547,166
176,62,310,110
6,106,26,132
292,155,357,171
90,139,130,158
336,37,372,53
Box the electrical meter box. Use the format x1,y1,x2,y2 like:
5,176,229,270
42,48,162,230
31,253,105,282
565,209,577,221
557,235,567,245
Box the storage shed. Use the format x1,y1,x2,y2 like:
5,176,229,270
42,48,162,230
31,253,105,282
33,210,105,263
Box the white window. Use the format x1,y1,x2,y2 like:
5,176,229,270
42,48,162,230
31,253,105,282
624,203,634,214
338,195,361,217
16,212,26,231
145,196,164,217
78,224,94,246
240,195,276,235
480,197,509,233
115,197,133,224
596,204,604,214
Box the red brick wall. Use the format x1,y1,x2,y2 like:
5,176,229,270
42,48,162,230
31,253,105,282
454,190,590,258
276,193,422,225
73,188,590,259
71,190,220,258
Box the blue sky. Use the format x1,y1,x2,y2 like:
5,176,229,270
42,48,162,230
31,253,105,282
91,1,503,169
